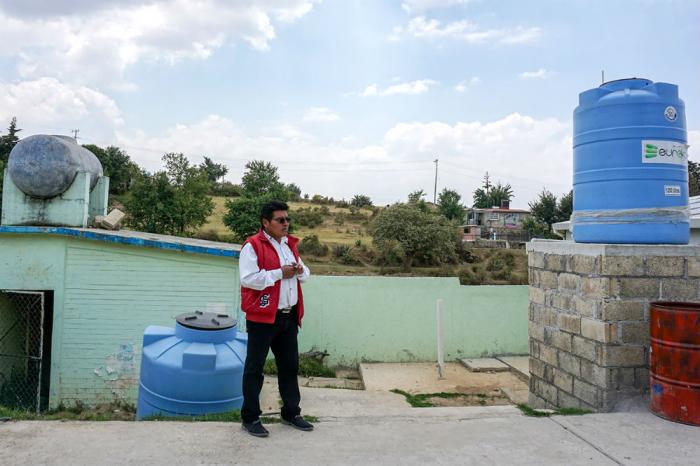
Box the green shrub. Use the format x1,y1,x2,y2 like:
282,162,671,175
218,182,242,197
298,235,329,256
346,206,366,221
339,249,362,265
263,354,335,378
291,207,324,228
333,244,351,258
333,212,346,226
373,239,406,267
459,267,487,285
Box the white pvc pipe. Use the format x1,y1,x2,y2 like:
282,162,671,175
436,298,445,379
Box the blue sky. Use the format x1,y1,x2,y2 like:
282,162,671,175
0,0,698,207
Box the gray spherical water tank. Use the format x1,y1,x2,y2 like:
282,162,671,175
8,134,103,199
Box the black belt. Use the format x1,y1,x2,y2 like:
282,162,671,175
278,305,297,314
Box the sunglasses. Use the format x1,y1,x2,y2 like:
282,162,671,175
272,217,290,224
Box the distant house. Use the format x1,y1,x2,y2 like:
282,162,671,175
462,201,531,243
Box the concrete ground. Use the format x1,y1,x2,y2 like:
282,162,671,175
360,362,529,405
2,387,699,465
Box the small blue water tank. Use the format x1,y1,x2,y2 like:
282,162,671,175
572,78,689,244
136,311,248,420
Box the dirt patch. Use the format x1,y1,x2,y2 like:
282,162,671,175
366,363,530,407
427,388,511,407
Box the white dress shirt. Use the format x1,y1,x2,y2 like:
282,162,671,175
239,231,310,309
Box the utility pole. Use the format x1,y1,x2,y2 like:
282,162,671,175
71,129,80,141
483,171,491,191
433,158,439,204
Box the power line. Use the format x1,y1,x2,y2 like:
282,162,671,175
80,135,434,167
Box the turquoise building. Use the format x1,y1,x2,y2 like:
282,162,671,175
0,226,241,410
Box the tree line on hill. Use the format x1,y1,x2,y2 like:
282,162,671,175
2,117,698,248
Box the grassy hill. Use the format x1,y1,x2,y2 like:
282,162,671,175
197,197,528,284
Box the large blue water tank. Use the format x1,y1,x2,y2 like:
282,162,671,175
572,78,689,244
136,311,248,420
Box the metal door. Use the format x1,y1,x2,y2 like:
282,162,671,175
0,290,45,412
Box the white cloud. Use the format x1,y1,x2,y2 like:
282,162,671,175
361,79,438,97
519,68,555,79
454,76,481,93
0,78,124,142
401,0,472,13
0,0,319,89
302,107,340,123
394,16,542,45
690,130,700,159
107,112,573,208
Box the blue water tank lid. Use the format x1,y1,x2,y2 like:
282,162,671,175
599,77,652,91
176,310,236,330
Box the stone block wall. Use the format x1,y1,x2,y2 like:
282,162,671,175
527,240,700,411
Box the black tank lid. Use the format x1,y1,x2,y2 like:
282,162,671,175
176,310,236,330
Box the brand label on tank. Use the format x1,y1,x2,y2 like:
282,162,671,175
664,185,681,196
642,140,688,165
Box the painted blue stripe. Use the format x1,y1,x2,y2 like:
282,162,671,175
0,226,240,258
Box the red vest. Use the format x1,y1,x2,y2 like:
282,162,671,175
240,230,305,325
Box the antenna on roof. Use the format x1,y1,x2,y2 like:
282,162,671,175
601,70,605,84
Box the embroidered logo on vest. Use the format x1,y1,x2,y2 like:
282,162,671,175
260,294,270,308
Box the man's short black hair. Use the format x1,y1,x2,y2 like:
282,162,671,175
260,200,289,222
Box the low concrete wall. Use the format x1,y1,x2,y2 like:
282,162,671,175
300,276,529,366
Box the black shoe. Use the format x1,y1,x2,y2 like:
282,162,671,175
281,415,314,431
242,420,269,437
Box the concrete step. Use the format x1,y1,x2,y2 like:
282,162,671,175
459,357,510,372
496,356,529,380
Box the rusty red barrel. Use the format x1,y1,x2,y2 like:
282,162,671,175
650,301,700,426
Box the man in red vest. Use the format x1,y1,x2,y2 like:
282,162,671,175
239,200,313,437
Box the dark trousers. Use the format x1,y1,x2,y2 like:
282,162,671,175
241,307,301,423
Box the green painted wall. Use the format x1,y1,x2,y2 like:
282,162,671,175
0,235,66,407
299,277,528,366
60,240,240,406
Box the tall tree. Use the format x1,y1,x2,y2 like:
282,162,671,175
370,204,459,268
0,117,21,164
489,182,514,207
199,156,228,186
473,177,514,209
285,182,302,201
472,187,490,209
556,190,573,222
408,189,426,204
83,144,139,194
689,160,700,197
224,160,289,240
125,153,213,236
241,160,287,197
437,188,465,221
223,194,279,241
528,189,559,231
408,189,429,212
351,194,373,208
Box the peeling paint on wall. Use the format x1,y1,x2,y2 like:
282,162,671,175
93,343,138,396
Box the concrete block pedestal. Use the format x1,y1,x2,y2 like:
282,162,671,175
2,169,109,227
526,240,700,411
